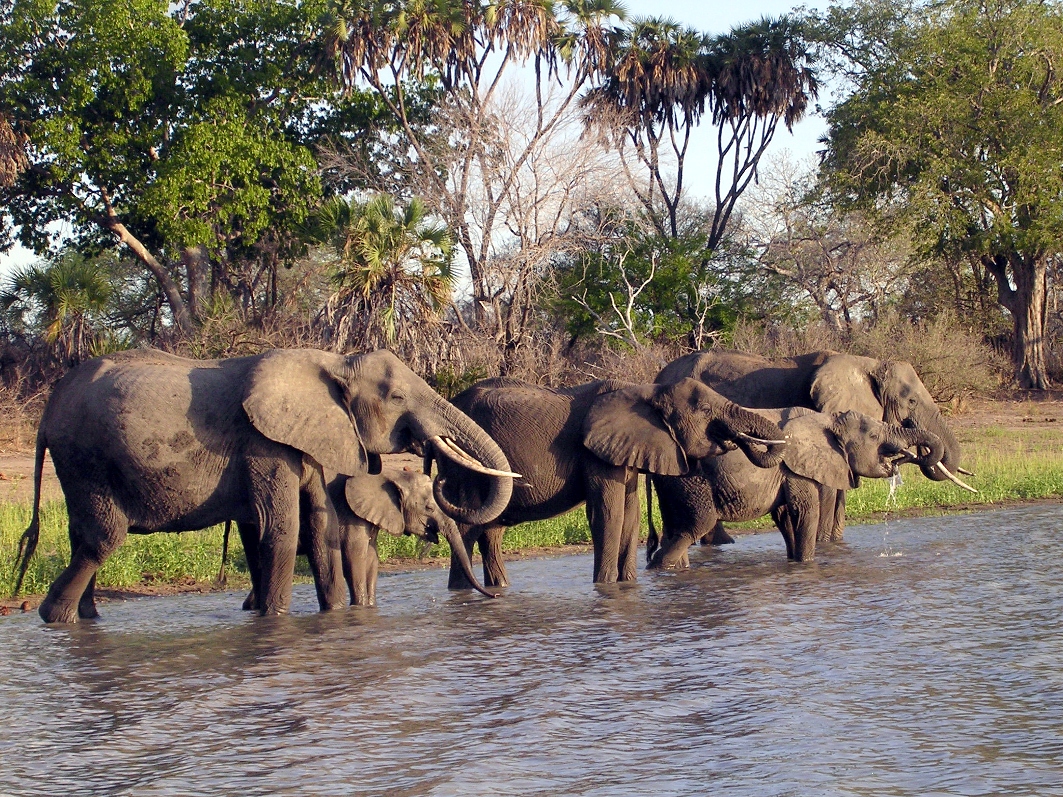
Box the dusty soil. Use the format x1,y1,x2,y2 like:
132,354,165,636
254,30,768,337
3,389,1062,613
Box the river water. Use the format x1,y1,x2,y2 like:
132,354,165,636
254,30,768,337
1,504,1062,796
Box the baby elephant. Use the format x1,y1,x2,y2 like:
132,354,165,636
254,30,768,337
647,408,946,568
242,468,476,608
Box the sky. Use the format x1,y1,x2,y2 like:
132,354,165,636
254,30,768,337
0,0,825,279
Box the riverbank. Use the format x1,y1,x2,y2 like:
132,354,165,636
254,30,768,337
3,391,1063,611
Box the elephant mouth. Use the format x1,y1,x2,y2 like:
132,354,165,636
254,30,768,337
884,450,978,492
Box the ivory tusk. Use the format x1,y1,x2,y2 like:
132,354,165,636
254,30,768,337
957,466,977,477
429,436,522,479
736,431,789,446
934,462,978,493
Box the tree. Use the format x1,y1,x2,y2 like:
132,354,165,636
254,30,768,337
818,0,1063,388
739,156,917,336
581,14,818,247
0,0,358,336
323,0,625,338
307,194,454,356
1,251,115,364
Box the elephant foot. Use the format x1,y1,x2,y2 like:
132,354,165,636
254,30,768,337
39,596,81,624
483,568,510,589
242,590,256,611
78,600,100,620
710,524,736,546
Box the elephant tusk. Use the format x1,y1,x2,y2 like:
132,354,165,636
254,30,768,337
736,431,789,446
429,436,522,479
933,462,978,494
957,466,977,477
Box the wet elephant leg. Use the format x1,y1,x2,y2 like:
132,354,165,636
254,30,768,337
341,522,374,606
786,478,821,562
252,464,302,616
69,526,99,620
479,524,509,588
239,522,261,611
772,504,796,560
300,475,345,611
586,465,629,584
708,521,736,545
619,475,640,582
40,502,127,624
830,489,846,542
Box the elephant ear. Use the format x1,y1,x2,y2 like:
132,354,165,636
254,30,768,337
344,474,405,535
243,348,366,475
779,412,854,491
582,384,688,476
809,354,884,418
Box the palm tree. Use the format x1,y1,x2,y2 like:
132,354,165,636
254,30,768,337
581,16,708,238
1,251,114,364
702,16,819,251
308,193,454,354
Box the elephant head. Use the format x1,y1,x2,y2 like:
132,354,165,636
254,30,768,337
343,470,497,599
809,354,965,485
241,349,517,526
780,408,948,490
581,378,788,475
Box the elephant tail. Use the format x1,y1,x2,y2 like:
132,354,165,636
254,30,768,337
645,474,660,564
215,520,232,588
12,428,46,597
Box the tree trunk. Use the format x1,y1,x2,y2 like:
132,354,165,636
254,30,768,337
98,207,195,336
985,253,1050,389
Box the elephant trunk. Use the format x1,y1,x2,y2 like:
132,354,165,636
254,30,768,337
421,393,515,526
439,521,498,599
893,425,945,473
724,407,788,469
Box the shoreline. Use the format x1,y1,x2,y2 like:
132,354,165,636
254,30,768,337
5,495,1059,614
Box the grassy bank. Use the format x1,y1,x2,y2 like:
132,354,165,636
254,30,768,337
3,417,1063,600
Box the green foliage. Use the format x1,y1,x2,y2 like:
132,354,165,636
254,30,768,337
0,250,121,363
817,0,1063,386
553,209,748,346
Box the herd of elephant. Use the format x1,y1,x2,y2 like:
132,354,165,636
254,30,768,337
14,346,976,624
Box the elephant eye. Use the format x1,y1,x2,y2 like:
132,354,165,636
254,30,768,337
389,391,407,405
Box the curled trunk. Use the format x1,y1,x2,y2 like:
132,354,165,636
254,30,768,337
422,393,514,526
722,407,789,469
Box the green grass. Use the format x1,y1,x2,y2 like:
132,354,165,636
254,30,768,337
4,421,1063,598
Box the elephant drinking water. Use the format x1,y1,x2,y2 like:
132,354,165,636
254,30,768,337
15,348,516,622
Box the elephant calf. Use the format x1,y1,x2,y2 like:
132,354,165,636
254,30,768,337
241,467,492,609
647,408,946,568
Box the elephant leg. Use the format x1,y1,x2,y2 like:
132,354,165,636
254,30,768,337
238,522,261,611
300,476,345,612
618,475,640,582
708,521,736,546
586,465,629,584
479,525,509,588
252,465,302,616
341,522,374,606
815,486,845,544
785,478,820,562
830,489,846,542
771,504,796,560
68,527,99,620
40,503,126,624
448,525,482,590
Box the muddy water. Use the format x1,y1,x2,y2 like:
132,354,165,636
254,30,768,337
2,504,1062,796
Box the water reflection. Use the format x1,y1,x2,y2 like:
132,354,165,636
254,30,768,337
2,505,1063,796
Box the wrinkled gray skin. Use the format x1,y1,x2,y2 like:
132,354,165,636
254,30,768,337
648,408,946,567
240,468,485,608
655,349,963,545
438,377,789,587
16,348,513,623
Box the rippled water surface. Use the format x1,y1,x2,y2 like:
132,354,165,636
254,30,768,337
3,505,1063,796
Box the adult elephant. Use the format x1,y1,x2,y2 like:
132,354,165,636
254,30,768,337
15,348,515,623
655,349,968,544
437,377,789,588
647,408,950,568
